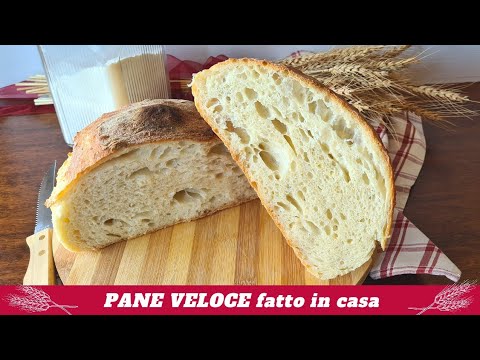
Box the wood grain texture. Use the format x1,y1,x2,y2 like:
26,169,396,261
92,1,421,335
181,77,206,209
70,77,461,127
52,200,371,285
23,228,55,285
1,83,480,284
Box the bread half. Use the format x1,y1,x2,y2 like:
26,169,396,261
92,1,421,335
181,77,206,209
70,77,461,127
46,99,257,251
191,59,395,280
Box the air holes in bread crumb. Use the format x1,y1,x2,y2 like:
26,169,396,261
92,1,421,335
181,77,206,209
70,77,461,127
244,147,253,160
324,226,331,235
150,146,163,160
235,92,244,102
305,221,320,235
271,106,282,117
225,121,250,144
347,239,353,244
173,188,204,203
286,194,303,213
320,142,329,153
206,98,219,108
284,135,297,155
277,202,290,211
255,101,270,119
326,209,332,220
128,167,152,179
297,190,305,202
292,81,305,103
308,101,317,114
165,159,178,168
179,144,195,156
213,105,223,113
257,142,288,176
333,122,354,140
303,152,310,163
208,143,229,157
298,128,309,142
259,151,279,171
342,168,351,183
362,173,370,185
106,233,121,238
307,172,313,179
323,110,333,123
271,119,287,134
244,88,257,100
272,73,281,85
376,170,386,196
158,147,171,161
103,219,126,228
340,213,346,220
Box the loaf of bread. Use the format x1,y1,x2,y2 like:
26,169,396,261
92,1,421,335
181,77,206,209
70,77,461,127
191,59,395,280
46,99,257,251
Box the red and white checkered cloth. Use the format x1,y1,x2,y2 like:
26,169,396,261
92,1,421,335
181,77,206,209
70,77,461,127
370,113,460,281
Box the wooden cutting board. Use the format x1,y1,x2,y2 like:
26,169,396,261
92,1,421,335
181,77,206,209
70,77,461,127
53,199,372,285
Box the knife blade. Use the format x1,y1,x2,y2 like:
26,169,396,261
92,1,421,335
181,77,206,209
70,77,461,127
23,161,56,285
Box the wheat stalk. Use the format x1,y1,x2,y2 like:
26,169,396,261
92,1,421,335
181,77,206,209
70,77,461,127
372,57,418,71
408,280,476,314
379,45,412,58
405,85,469,102
279,45,478,127
7,286,78,315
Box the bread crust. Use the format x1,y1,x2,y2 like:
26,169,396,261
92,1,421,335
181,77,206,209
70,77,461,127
46,99,218,208
192,58,396,271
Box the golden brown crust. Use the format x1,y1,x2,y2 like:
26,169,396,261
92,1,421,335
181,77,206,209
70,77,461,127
46,99,217,208
192,58,396,269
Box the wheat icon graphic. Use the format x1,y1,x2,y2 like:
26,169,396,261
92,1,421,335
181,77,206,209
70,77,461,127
408,280,476,315
6,286,78,315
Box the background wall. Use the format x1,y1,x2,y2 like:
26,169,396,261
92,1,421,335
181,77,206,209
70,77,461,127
1,45,480,87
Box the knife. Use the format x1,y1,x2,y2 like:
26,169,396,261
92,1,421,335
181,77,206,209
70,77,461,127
23,161,56,285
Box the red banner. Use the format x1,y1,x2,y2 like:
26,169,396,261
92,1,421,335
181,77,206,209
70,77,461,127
0,285,478,315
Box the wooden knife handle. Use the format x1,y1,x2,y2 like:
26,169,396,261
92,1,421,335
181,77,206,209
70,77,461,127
23,228,55,285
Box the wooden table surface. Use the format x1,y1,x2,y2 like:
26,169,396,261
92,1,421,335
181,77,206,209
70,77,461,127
1,86,479,285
